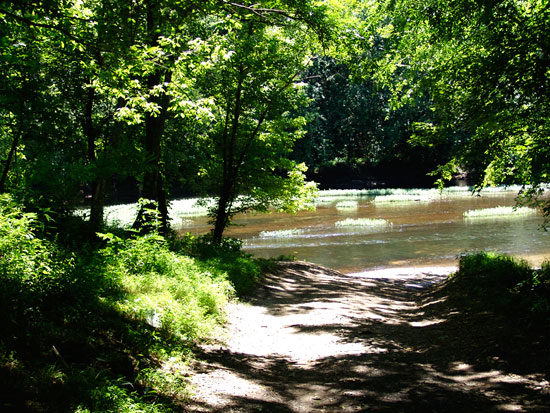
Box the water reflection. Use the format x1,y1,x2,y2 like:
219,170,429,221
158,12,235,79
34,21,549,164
177,193,550,273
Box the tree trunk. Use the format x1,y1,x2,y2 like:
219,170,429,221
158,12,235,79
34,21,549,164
82,86,108,233
134,69,172,234
89,178,106,232
0,104,24,194
212,186,233,244
0,121,21,194
133,3,172,234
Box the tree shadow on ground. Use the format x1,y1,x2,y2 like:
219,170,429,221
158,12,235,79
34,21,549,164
187,261,550,412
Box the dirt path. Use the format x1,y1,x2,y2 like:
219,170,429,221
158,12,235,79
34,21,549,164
186,262,550,412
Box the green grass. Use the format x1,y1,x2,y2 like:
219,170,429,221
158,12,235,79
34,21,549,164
315,189,375,200
259,228,305,238
168,198,214,220
334,218,389,227
0,195,263,412
103,202,140,227
99,232,233,341
463,206,537,219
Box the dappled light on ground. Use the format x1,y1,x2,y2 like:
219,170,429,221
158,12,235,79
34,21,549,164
187,262,550,412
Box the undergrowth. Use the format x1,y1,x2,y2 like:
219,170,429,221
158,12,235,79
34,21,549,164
174,234,266,295
0,195,262,412
448,252,550,317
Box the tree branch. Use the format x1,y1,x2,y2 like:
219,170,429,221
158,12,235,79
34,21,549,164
0,8,100,52
235,71,301,171
227,2,295,19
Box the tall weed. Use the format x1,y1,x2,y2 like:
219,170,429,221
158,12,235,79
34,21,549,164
0,195,79,341
176,234,262,295
99,232,234,343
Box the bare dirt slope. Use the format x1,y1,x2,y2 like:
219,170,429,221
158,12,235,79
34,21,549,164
186,261,550,412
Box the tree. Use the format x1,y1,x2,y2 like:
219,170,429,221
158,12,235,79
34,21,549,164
120,0,328,235
0,0,144,232
0,0,329,239
1,0,200,233
181,15,319,243
289,53,449,189
0,0,85,208
0,6,36,194
373,0,550,214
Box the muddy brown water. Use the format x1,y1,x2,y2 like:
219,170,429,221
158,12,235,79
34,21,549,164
178,192,549,273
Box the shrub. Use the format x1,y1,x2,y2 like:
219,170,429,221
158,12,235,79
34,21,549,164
536,261,550,294
99,232,233,342
172,234,262,295
0,196,235,411
515,260,550,314
456,252,532,291
0,195,80,341
451,252,550,317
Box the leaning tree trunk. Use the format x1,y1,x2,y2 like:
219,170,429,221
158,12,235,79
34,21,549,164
0,122,21,194
0,103,24,194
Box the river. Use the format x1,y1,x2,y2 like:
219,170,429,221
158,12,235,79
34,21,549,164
178,191,549,273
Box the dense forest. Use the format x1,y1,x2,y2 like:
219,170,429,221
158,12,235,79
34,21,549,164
2,0,549,237
1,0,549,411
